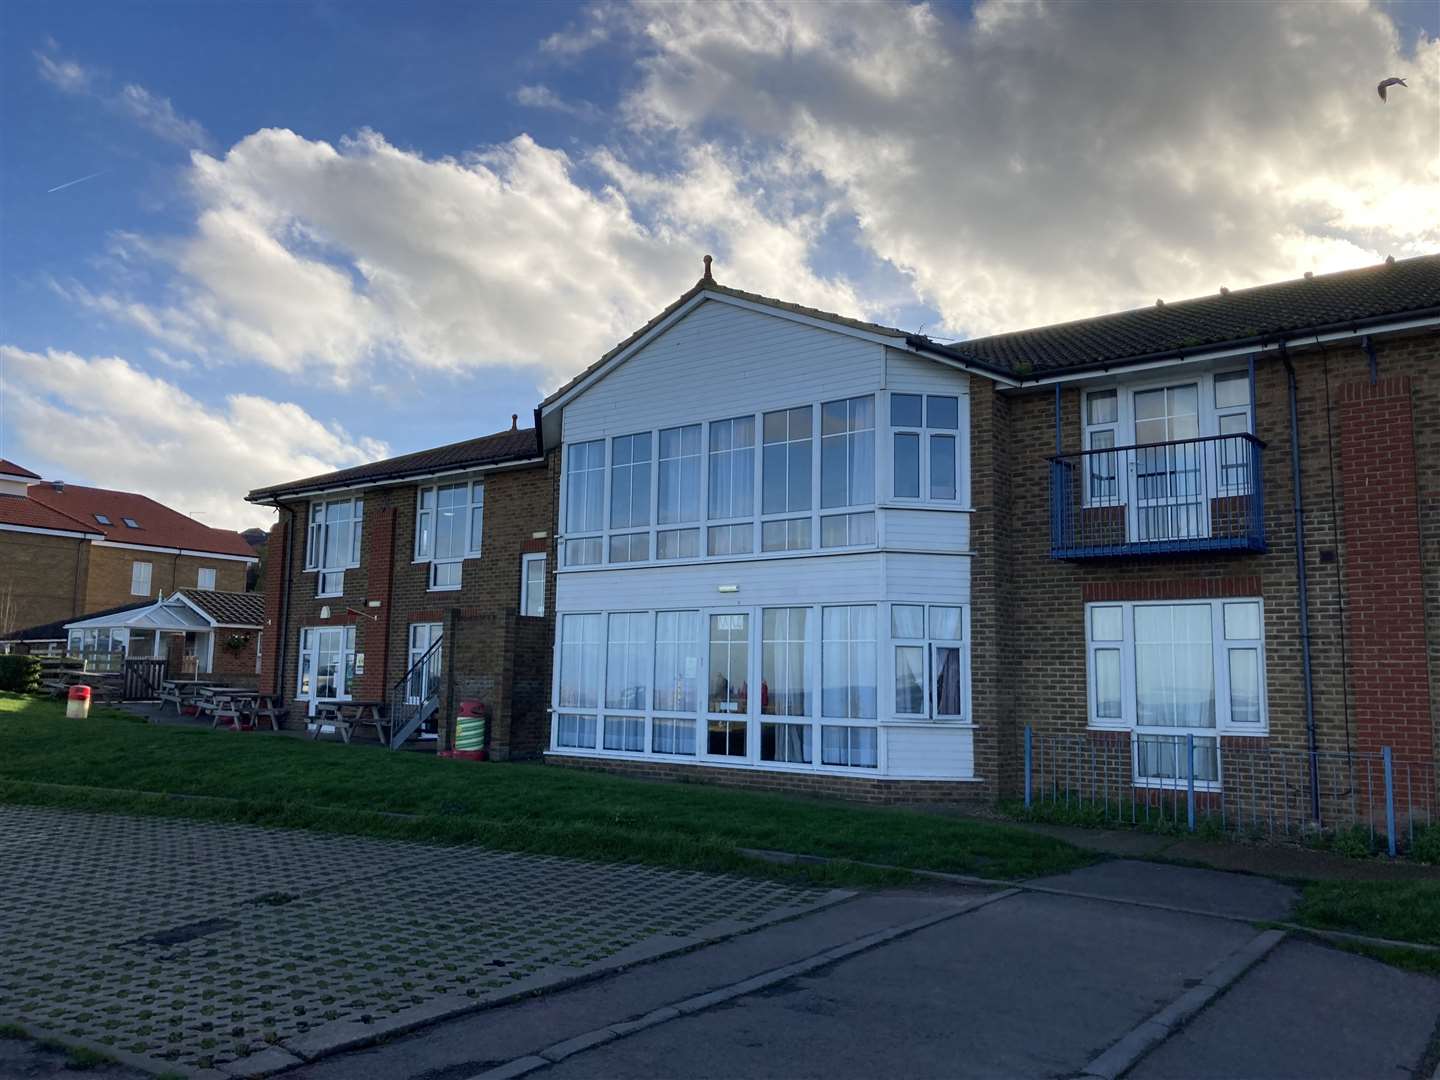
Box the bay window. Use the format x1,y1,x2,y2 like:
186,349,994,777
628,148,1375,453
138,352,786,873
557,614,602,747
653,611,701,755
890,393,960,502
1086,599,1267,787
821,605,878,769
415,481,483,590
306,497,363,597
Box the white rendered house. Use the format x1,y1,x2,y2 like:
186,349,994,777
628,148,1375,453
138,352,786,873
537,268,999,790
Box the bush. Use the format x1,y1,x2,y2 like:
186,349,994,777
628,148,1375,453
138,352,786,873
1410,823,1440,865
0,655,41,694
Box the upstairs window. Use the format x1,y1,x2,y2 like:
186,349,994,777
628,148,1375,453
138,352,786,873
891,394,960,502
820,396,875,549
306,497,363,597
657,424,702,560
761,407,813,552
707,417,755,556
415,481,482,590
196,567,216,591
130,561,153,597
564,441,605,567
521,553,546,617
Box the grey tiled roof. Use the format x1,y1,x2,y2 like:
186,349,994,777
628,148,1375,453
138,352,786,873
936,254,1440,375
247,426,541,502
177,589,265,627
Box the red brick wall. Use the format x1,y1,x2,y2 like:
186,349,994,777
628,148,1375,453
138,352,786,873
1339,375,1433,763
258,519,287,694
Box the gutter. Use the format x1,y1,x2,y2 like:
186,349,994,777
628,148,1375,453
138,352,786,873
247,455,546,506
1283,346,1322,822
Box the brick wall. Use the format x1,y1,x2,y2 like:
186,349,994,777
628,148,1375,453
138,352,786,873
998,330,1440,800
270,453,556,752
0,530,88,632
82,546,247,611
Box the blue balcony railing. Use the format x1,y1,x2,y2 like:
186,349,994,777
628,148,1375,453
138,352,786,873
1049,433,1265,559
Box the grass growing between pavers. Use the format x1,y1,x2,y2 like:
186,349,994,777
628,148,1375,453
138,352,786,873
0,693,1093,884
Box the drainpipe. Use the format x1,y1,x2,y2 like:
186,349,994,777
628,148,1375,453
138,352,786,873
1283,347,1322,822
277,504,296,700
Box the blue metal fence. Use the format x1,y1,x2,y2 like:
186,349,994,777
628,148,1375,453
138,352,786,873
1049,433,1266,558
1022,726,1435,858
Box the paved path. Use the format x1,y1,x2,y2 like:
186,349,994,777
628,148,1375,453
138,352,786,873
0,806,844,1077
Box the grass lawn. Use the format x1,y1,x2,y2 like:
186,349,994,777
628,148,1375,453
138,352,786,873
1294,879,1440,947
0,693,1094,885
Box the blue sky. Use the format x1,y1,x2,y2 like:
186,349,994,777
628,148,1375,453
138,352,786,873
1,1,1436,530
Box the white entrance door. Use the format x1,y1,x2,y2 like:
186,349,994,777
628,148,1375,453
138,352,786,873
1130,383,1207,544
406,623,443,705
298,626,355,716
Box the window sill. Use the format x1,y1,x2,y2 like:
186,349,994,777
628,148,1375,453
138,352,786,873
427,585,462,593
879,501,975,514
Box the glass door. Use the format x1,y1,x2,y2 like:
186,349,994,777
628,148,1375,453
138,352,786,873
297,626,355,716
1130,384,1206,543
406,623,443,706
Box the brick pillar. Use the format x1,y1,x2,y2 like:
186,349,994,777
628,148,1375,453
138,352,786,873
354,507,395,702
1339,376,1434,764
259,520,287,695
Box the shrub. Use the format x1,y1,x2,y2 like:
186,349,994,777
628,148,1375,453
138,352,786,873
1409,823,1440,865
0,654,41,694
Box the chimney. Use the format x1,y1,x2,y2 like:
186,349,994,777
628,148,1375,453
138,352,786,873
1303,271,1313,280
52,480,65,493
1219,286,1230,296
510,413,518,431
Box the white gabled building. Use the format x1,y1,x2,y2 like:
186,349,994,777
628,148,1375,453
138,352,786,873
537,264,1009,794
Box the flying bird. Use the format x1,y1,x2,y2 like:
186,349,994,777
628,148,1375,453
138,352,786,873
1377,77,1407,102
46,169,108,194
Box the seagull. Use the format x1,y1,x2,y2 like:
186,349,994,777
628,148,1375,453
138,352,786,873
1377,77,1407,102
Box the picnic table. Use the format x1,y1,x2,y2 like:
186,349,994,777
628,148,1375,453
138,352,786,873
309,700,390,744
197,687,260,730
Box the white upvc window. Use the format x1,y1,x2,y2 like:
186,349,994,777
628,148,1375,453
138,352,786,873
761,407,814,553
603,612,650,752
707,416,755,557
653,610,701,755
706,612,750,757
657,424,702,561
521,553,547,617
556,613,603,748
760,606,813,765
890,603,968,721
130,560,153,597
414,481,483,590
819,395,876,549
306,496,363,597
1085,598,1267,788
196,567,216,591
890,393,960,502
564,440,606,567
296,625,357,713
819,605,879,769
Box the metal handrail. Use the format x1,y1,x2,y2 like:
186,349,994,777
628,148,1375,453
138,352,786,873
1047,431,1265,461
389,636,443,750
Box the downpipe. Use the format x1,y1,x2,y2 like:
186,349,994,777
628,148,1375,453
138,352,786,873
1284,348,1322,823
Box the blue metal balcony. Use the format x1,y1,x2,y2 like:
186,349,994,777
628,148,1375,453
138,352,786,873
1049,434,1266,559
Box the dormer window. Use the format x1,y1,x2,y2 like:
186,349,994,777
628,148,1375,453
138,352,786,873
94,514,112,525
122,517,140,529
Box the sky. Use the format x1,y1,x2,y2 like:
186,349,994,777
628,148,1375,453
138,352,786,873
1,0,1436,533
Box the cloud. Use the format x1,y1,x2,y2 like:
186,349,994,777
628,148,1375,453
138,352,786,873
74,127,863,383
513,83,597,118
540,5,620,56
612,0,1440,336
35,43,211,149
1,345,385,531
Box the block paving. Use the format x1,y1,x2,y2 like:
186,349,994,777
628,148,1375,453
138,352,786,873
0,806,824,1073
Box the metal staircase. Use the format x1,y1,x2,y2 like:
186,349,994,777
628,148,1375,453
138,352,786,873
389,637,442,750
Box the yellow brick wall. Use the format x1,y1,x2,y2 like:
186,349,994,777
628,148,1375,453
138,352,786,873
82,546,249,610
0,530,89,633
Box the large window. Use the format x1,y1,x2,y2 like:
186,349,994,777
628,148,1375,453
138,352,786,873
654,611,701,713
708,417,755,556
762,407,813,552
820,396,875,548
610,433,652,530
297,626,356,712
707,613,749,756
891,604,966,720
606,612,649,711
415,481,483,590
556,612,602,750
521,553,546,617
657,425,702,560
306,497,364,596
891,393,960,502
564,441,605,567
1086,599,1266,787
761,606,811,764
822,606,876,720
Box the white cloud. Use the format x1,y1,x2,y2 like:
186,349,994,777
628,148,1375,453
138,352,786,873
613,0,1440,336
35,43,211,149
77,127,863,383
0,346,385,531
540,5,620,56
513,84,597,118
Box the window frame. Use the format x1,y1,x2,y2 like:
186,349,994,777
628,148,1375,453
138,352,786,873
1084,598,1268,787
305,496,364,597
196,567,217,591
520,553,547,617
888,392,962,505
413,480,484,591
130,560,153,597
556,394,887,572
887,603,970,723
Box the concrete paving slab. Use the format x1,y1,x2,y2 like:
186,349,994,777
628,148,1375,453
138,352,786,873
1130,938,1440,1080
539,890,1257,1079
287,888,987,1080
1030,858,1299,920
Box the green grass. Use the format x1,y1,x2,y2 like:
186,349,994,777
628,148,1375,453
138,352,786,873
0,693,1094,884
1293,879,1440,947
